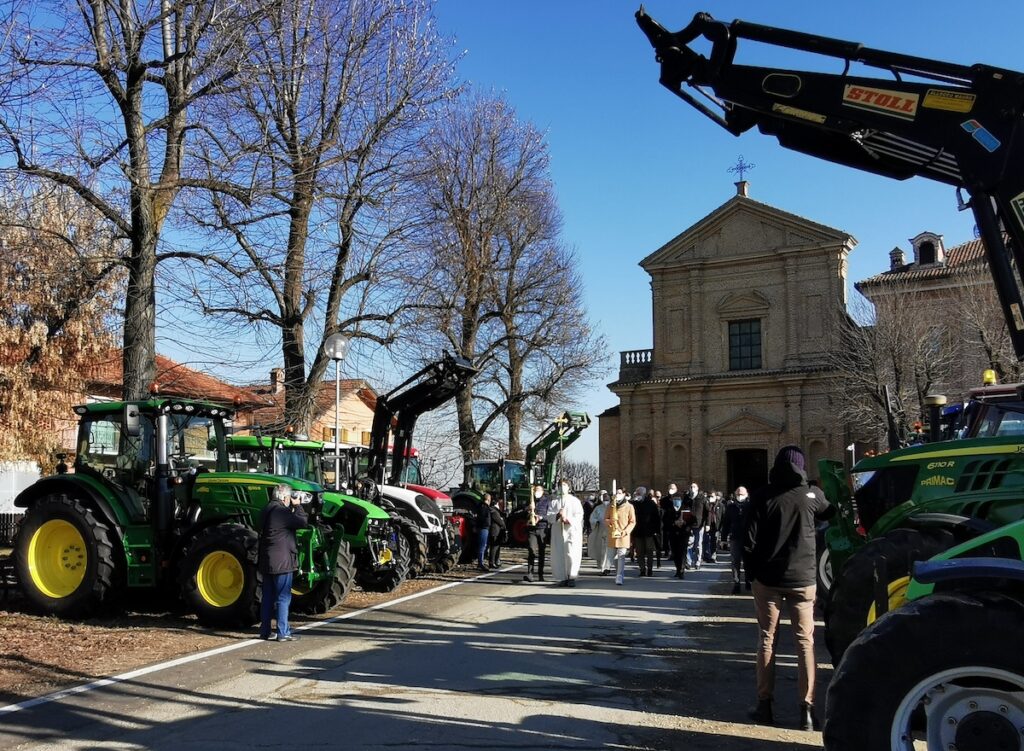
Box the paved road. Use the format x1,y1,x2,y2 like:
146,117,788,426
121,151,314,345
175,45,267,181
0,559,827,750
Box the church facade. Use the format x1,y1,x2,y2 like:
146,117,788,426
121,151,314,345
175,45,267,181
599,183,856,494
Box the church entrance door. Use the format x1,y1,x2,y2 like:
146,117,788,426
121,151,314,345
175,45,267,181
726,449,768,494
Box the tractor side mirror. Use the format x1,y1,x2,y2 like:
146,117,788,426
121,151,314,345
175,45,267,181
124,404,141,438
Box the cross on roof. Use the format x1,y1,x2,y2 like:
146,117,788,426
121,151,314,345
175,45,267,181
728,155,756,182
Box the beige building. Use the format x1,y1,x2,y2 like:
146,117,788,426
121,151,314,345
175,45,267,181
856,233,1000,397
599,183,856,494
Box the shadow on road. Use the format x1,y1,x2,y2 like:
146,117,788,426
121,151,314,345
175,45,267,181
0,561,827,750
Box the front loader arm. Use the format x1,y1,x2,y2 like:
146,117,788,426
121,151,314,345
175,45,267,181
637,9,1024,359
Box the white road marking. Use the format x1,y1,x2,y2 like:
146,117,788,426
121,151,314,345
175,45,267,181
0,566,514,716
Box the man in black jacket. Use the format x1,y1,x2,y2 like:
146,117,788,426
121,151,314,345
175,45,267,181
683,483,708,570
743,446,832,731
259,484,309,642
632,487,661,577
486,499,507,568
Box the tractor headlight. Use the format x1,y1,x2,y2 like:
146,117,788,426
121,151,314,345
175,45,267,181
292,490,314,505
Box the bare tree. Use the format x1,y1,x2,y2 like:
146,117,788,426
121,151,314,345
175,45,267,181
0,183,123,465
407,92,607,466
0,0,254,399
951,266,1024,383
561,460,599,494
172,0,456,432
830,286,957,446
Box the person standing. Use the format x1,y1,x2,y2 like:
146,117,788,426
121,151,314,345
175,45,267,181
523,485,550,582
660,483,678,556
743,446,832,731
588,492,610,574
721,486,751,594
607,488,637,585
582,495,595,537
548,480,584,587
632,487,661,577
259,484,309,642
704,491,723,563
486,498,507,569
683,482,708,570
475,494,493,571
662,483,688,579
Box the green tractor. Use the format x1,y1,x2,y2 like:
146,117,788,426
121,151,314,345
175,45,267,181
823,518,1024,750
819,433,1024,663
12,398,356,626
452,411,591,548
224,435,409,593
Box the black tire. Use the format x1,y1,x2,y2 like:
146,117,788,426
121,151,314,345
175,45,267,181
14,494,122,618
434,553,457,574
356,521,411,592
180,524,260,628
825,526,954,664
824,592,1024,751
394,514,428,579
291,539,356,614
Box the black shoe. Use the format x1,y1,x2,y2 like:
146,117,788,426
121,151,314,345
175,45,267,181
260,634,277,641
538,574,545,582
279,634,299,642
599,569,610,576
674,571,684,579
522,573,534,582
798,703,820,731
732,583,741,594
477,564,488,571
749,699,774,726
567,579,577,588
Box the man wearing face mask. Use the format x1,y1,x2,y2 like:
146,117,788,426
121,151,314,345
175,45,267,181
523,485,550,583
662,482,688,579
607,488,637,585
659,484,678,557
722,486,751,594
683,482,708,570
547,480,584,587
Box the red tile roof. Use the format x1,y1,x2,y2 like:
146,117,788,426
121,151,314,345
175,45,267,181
85,352,271,409
857,236,991,288
248,379,378,427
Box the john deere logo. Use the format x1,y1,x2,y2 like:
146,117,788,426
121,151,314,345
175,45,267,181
843,85,919,120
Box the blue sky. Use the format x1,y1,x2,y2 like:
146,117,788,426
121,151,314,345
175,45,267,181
428,0,1024,467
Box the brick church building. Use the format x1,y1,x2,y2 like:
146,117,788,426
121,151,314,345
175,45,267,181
599,182,856,494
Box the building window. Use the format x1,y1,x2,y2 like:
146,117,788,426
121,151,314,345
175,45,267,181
729,319,762,370
919,240,936,265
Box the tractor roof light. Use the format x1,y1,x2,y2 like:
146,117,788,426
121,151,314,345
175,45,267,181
73,406,88,415
983,369,998,385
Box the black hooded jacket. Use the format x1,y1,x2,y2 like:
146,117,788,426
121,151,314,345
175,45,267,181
742,454,832,588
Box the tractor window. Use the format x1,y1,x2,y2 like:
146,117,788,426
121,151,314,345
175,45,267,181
503,461,528,489
77,414,155,488
852,465,920,530
166,415,219,472
275,449,322,485
469,463,500,494
399,456,423,485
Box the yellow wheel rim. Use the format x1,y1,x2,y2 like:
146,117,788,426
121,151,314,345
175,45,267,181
291,579,312,596
867,575,911,625
27,520,88,598
196,551,244,607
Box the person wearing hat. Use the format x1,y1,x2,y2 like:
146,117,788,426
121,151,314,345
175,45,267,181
743,445,832,731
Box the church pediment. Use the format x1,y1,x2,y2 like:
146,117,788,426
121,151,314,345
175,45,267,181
716,290,771,317
708,409,784,436
640,195,853,271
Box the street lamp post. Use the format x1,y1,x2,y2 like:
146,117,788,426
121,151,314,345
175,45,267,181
324,333,351,491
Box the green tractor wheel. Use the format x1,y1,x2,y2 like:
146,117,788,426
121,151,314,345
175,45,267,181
824,526,954,665
393,514,428,579
180,524,260,628
824,592,1024,750
14,494,122,617
291,540,356,614
356,523,411,593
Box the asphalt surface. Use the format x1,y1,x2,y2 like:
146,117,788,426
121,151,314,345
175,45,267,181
0,557,828,750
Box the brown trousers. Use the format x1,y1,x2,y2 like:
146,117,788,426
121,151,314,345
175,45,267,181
752,580,816,704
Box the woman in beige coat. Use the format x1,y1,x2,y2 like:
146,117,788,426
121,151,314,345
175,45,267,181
607,489,637,585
